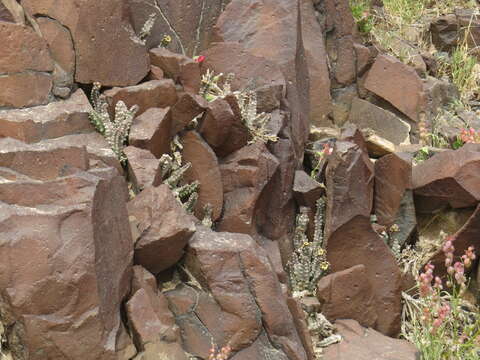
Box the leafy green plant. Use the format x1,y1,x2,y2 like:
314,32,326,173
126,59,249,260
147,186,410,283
350,0,375,34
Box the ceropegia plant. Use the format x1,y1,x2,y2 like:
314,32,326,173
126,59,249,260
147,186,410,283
89,82,138,163
157,135,199,213
287,197,330,296
199,70,278,144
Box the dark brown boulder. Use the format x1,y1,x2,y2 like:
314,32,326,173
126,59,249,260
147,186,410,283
413,148,480,212
0,172,133,359
198,95,250,157
430,14,458,52
218,142,279,234
325,141,374,238
127,185,196,274
326,216,403,336
182,226,307,359
316,264,377,328
364,54,427,122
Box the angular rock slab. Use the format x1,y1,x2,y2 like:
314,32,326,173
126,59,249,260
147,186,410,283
326,216,403,336
0,89,93,143
218,142,279,234
181,131,223,221
364,54,426,122
149,47,201,93
325,140,374,238
348,98,411,145
23,0,150,86
323,320,418,360
0,172,133,359
316,264,377,329
413,148,480,212
123,146,161,191
374,152,412,226
104,79,178,117
183,226,308,360
127,185,196,274
128,107,172,159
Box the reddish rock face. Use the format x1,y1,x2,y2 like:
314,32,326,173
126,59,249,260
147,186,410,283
325,141,374,238
214,0,309,159
149,47,201,93
0,72,52,108
0,89,92,143
104,79,178,117
0,20,53,73
182,226,307,359
23,0,150,86
129,107,172,159
413,148,480,212
36,17,75,96
0,142,89,181
218,142,279,234
375,152,413,226
0,170,133,359
321,0,359,87
316,264,377,328
128,0,227,56
201,41,286,113
323,320,418,360
127,185,196,274
300,0,332,126
326,216,403,336
364,54,426,122
181,131,223,221
124,146,161,191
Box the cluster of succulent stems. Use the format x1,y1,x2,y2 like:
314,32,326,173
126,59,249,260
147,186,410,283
287,197,330,296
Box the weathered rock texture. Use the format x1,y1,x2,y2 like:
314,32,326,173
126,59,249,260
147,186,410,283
22,0,150,86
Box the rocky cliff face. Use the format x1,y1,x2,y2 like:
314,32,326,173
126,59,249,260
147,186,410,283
1,0,479,359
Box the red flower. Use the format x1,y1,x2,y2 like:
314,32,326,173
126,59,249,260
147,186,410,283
195,55,206,63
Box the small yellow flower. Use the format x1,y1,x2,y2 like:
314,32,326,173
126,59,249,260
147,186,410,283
320,261,330,270
317,248,325,256
161,35,172,47
390,224,400,232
